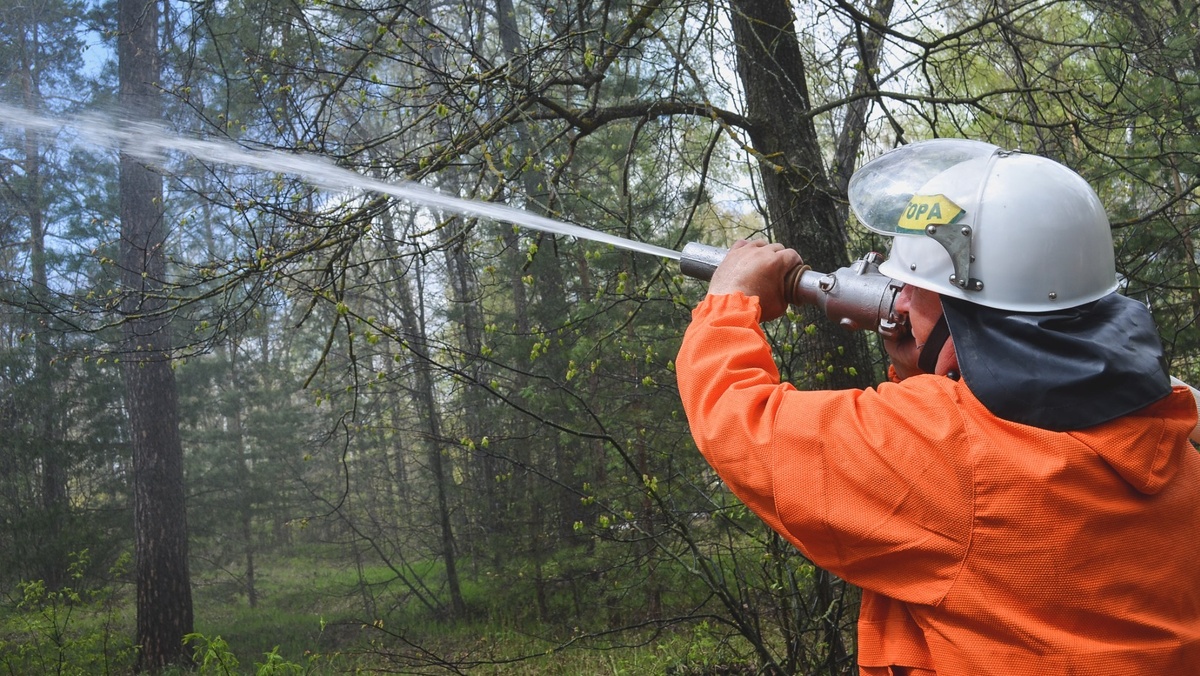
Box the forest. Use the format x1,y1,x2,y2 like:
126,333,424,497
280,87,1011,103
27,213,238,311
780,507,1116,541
0,0,1197,673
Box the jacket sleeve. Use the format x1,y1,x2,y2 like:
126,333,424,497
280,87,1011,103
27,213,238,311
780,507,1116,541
676,293,973,604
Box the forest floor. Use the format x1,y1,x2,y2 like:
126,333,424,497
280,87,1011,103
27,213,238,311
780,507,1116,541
1,545,759,674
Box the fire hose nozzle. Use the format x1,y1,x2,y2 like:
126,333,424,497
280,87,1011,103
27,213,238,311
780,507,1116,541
678,242,909,338
677,242,727,282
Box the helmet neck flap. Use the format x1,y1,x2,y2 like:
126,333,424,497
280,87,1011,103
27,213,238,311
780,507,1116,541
941,293,1170,431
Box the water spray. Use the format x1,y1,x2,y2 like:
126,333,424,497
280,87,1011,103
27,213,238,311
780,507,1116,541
0,103,909,337
8,105,1200,440
0,103,679,262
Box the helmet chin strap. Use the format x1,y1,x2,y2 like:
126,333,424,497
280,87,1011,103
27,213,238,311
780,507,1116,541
917,313,952,375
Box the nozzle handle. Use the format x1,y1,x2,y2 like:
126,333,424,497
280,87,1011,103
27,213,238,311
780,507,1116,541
678,242,727,281
678,241,814,301
679,241,811,289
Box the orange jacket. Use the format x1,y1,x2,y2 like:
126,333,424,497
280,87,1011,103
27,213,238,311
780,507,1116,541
676,293,1200,675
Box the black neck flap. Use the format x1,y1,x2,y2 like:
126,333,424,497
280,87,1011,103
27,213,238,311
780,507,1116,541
918,313,952,375
941,293,1171,431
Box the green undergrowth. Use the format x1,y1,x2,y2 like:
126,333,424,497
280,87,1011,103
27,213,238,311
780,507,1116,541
1,545,760,674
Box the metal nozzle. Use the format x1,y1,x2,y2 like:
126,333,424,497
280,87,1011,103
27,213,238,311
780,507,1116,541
678,242,908,338
678,242,727,282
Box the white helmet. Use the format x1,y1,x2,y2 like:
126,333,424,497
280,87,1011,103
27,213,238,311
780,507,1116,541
848,139,1117,312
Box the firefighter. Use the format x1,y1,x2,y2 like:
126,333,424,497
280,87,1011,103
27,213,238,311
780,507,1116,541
675,139,1200,675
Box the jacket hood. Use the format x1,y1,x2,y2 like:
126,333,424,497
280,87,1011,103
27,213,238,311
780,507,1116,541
1067,387,1198,494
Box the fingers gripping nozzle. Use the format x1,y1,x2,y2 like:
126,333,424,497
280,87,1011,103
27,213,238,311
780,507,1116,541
678,242,909,338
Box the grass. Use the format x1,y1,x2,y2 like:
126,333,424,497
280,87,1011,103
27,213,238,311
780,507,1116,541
1,544,764,674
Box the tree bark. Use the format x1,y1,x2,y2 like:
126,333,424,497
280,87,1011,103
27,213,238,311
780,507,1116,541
728,0,874,671
832,0,897,198
17,12,68,590
728,0,874,390
388,217,468,619
117,0,195,669
393,249,466,619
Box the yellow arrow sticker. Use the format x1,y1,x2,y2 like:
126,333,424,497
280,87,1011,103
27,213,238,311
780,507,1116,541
897,194,965,232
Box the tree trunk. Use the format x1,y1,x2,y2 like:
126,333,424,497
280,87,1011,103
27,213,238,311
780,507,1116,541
226,341,257,608
117,0,195,669
394,254,466,619
728,0,873,671
832,0,897,198
18,15,68,590
728,0,875,392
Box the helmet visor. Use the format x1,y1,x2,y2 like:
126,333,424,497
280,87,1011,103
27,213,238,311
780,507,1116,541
848,139,1000,236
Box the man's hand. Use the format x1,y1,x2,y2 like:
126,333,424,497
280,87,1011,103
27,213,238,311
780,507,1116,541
883,332,923,380
708,239,803,322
